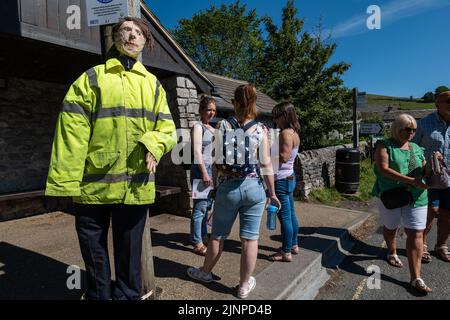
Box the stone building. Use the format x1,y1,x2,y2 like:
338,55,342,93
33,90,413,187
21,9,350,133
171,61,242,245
0,0,277,221
204,72,275,125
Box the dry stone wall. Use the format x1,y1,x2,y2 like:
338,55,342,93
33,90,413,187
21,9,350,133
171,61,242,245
294,142,368,198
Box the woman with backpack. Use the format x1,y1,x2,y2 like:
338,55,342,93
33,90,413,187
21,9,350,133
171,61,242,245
190,95,216,256
269,102,301,262
187,84,281,299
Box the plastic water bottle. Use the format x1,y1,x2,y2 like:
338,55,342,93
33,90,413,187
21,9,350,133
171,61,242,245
266,204,278,231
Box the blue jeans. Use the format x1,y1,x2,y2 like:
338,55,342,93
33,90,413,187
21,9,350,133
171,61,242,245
74,204,148,300
190,164,213,245
212,178,266,240
275,174,299,253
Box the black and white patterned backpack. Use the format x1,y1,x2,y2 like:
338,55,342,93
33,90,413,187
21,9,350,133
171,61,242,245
218,117,260,176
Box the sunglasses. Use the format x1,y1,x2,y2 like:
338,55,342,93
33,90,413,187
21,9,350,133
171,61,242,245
403,127,417,133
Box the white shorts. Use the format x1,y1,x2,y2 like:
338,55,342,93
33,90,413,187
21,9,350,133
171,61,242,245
375,197,427,230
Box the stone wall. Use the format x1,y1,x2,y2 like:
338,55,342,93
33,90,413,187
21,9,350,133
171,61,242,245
0,77,71,219
0,77,66,194
0,77,69,217
153,76,199,217
294,142,369,198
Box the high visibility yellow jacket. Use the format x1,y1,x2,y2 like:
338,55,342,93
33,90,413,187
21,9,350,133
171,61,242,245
45,58,177,204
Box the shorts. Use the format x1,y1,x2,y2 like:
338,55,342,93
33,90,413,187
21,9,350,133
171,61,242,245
211,178,266,240
375,197,427,230
428,188,450,210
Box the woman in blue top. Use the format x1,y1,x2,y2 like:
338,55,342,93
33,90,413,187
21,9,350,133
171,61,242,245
373,113,431,293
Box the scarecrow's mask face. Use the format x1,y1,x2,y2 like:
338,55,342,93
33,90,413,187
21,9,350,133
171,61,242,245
114,21,146,58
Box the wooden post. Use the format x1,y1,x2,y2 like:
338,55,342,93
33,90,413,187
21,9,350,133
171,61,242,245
140,210,156,300
352,88,358,149
128,0,157,300
99,0,157,300
100,25,113,61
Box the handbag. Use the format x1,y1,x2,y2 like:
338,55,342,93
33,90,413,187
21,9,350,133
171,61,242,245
379,144,415,209
380,187,413,209
425,152,449,189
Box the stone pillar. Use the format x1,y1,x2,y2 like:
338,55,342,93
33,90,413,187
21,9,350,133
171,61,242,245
155,76,199,217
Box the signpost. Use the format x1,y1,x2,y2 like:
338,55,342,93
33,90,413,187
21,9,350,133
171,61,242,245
87,0,130,60
352,88,358,148
86,0,128,27
360,122,384,163
360,123,384,135
356,92,367,109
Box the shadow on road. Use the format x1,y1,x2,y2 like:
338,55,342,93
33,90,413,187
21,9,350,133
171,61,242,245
296,226,428,298
0,242,85,299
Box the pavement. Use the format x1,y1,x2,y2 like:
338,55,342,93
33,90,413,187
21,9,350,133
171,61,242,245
0,201,372,300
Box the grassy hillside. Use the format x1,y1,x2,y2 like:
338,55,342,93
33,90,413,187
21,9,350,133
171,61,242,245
366,94,435,110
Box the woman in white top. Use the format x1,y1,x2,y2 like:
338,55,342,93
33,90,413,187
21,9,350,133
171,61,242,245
190,96,216,255
269,102,300,262
187,84,281,299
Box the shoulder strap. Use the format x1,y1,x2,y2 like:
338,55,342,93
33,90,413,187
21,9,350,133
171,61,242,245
408,143,416,176
225,117,257,132
241,120,257,131
226,117,239,129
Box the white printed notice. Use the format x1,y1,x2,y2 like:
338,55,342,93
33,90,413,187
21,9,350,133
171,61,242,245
192,179,213,200
86,0,128,27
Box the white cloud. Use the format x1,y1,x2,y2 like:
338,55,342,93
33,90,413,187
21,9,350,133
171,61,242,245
327,0,450,39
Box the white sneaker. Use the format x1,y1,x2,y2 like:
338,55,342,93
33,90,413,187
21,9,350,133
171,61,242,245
187,267,213,283
237,276,256,299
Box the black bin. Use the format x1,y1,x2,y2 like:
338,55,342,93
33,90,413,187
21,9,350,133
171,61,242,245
335,148,360,194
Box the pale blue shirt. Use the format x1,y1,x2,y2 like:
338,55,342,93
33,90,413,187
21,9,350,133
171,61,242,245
412,111,450,185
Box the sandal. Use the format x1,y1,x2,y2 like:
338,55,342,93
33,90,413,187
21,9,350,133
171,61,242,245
268,251,292,262
410,278,432,293
192,244,207,256
422,244,432,263
386,254,404,268
291,245,300,255
434,245,450,262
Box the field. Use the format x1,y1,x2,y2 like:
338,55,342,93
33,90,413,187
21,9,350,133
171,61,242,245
366,94,434,110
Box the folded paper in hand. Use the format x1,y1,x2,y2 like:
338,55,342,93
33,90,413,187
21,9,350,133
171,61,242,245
192,179,213,199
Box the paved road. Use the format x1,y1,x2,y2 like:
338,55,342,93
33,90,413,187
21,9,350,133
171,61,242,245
316,214,450,300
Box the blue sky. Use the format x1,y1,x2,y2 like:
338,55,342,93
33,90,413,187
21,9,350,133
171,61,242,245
145,0,450,98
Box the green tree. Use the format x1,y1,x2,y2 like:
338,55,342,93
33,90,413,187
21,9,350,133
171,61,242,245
435,85,450,99
257,0,352,150
422,91,435,102
171,0,264,82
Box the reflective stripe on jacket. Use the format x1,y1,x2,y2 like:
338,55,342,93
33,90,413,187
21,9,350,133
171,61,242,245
45,58,177,204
